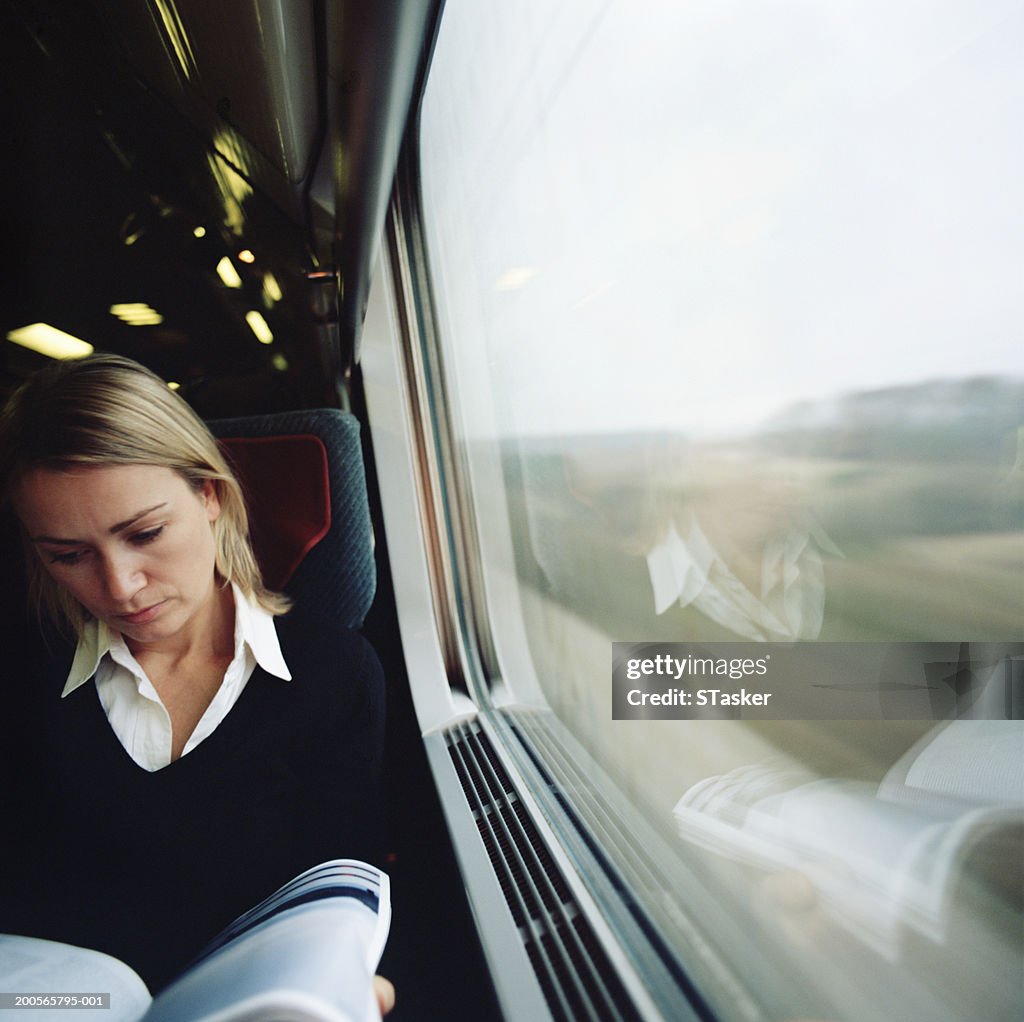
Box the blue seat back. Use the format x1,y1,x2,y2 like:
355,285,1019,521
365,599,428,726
210,409,376,630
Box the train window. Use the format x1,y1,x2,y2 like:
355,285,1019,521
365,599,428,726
415,1,1022,1019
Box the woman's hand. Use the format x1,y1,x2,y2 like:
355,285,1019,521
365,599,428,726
373,975,396,1016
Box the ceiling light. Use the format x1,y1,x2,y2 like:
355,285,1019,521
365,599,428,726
245,310,273,344
495,266,538,291
216,257,243,288
110,303,164,326
7,323,94,359
153,0,197,81
238,249,255,264
263,273,282,304
193,226,207,238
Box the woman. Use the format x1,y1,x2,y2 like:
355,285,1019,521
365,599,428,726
0,354,391,1009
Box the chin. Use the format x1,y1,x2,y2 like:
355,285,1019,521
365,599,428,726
115,609,186,645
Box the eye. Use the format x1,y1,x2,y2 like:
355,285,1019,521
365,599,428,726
47,549,87,566
130,525,165,546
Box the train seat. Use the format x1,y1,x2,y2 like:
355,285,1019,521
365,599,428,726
210,408,376,632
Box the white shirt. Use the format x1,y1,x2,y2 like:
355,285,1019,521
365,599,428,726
62,583,291,771
645,513,841,641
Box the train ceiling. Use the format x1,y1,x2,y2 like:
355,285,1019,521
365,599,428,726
0,0,435,412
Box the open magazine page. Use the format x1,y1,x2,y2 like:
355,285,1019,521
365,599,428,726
145,861,389,1022
878,719,1024,809
673,762,1023,957
0,935,151,1022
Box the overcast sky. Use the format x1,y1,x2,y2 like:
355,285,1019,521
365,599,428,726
421,0,1024,438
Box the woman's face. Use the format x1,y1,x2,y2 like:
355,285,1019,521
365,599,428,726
14,463,222,649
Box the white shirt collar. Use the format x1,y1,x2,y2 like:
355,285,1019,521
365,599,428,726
62,582,291,697
645,513,839,641
645,514,722,616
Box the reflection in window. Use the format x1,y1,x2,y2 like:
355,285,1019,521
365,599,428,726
420,1,1023,1019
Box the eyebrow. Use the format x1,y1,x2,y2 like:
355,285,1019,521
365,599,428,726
31,503,168,545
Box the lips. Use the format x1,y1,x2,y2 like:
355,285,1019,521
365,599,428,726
118,601,166,626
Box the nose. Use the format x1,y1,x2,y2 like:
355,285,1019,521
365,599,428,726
99,550,146,603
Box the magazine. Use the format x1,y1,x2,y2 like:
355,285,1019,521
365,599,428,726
672,721,1023,956
0,860,390,1022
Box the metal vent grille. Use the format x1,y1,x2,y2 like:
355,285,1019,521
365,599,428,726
446,719,643,1022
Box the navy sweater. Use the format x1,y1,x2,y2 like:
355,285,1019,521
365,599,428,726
1,615,384,992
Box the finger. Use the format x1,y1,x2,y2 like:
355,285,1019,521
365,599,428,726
373,975,396,1016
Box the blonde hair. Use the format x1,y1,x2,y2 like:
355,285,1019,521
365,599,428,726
0,354,290,637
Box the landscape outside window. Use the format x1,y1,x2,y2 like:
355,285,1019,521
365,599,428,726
420,2,1023,1019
